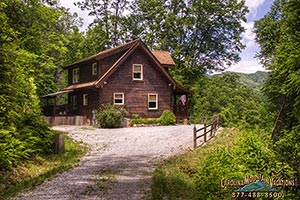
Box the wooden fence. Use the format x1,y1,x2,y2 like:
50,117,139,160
193,115,221,149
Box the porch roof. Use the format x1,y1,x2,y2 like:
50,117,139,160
64,81,97,90
40,89,74,98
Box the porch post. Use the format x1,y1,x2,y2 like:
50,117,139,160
186,95,189,118
173,94,178,123
53,97,57,116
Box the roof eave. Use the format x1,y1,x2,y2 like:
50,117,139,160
63,39,141,69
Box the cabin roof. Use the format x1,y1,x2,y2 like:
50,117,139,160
63,39,140,69
64,39,175,69
151,50,175,67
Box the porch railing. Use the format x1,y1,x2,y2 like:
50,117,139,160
42,105,78,116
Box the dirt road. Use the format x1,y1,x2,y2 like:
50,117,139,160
13,125,199,200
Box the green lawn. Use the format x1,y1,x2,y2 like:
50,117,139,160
0,134,88,200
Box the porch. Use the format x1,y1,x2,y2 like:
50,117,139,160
40,90,90,126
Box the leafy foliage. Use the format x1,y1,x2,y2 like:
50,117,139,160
159,110,176,126
130,110,175,126
150,128,295,200
130,118,160,126
0,0,82,170
191,73,266,128
224,71,268,91
255,0,300,182
96,104,128,128
0,135,87,199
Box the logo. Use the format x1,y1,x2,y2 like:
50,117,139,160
221,174,299,199
232,180,282,199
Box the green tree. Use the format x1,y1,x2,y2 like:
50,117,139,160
0,3,52,169
0,0,83,170
255,0,300,188
128,0,248,85
75,0,130,47
2,0,84,95
191,73,263,128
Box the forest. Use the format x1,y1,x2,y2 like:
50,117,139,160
0,0,299,198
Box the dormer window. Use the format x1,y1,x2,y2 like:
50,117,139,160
72,68,79,83
133,64,143,80
92,62,97,76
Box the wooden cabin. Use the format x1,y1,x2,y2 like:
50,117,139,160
41,39,191,125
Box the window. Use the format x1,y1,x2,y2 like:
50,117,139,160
114,93,124,105
72,68,79,83
71,95,77,106
133,64,143,80
148,94,158,110
83,94,88,106
92,62,97,76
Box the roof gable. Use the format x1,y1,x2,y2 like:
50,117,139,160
63,39,191,94
95,40,177,87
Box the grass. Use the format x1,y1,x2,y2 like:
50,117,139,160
147,127,291,200
95,169,117,189
81,169,118,196
80,126,96,131
0,134,88,200
147,128,240,200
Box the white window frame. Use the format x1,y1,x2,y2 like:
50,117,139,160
72,68,79,83
71,95,77,106
92,62,97,76
83,94,88,106
132,64,143,80
148,93,158,110
113,93,124,105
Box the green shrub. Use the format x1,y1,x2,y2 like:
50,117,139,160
159,110,176,125
96,104,128,128
130,110,176,126
150,128,294,199
0,115,54,170
130,118,160,126
131,114,140,119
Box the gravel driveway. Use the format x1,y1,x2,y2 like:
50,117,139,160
13,125,201,200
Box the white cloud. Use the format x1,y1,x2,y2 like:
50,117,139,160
230,0,267,73
245,0,266,19
226,59,264,74
58,0,94,31
241,21,257,48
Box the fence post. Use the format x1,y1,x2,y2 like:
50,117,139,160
202,116,206,124
54,133,65,154
193,125,197,149
215,116,217,135
211,116,215,137
204,120,207,143
212,116,215,136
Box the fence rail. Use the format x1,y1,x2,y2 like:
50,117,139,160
193,114,221,149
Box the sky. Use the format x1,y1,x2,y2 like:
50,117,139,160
226,0,274,73
58,0,274,74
